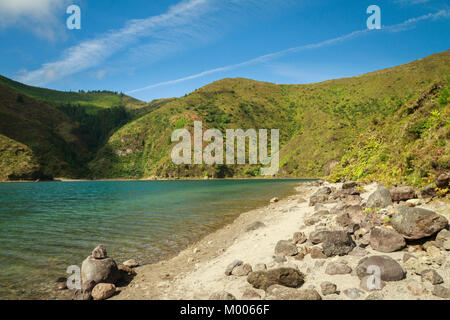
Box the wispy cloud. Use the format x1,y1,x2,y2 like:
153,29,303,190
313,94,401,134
0,0,70,41
16,0,214,85
127,9,449,94
17,0,283,86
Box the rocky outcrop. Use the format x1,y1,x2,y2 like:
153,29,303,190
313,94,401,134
391,206,448,240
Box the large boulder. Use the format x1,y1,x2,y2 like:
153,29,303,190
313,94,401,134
81,256,121,284
390,186,415,202
356,255,405,281
321,231,356,257
367,186,392,209
247,268,305,291
391,206,448,240
369,227,406,253
265,285,321,300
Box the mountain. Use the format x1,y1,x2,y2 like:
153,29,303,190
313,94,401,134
0,50,449,185
89,50,450,186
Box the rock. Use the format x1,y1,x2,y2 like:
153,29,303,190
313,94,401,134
225,260,243,276
435,173,449,188
309,187,332,206
342,181,357,189
92,244,107,259
274,240,298,256
356,255,405,281
309,230,327,244
246,221,265,232
391,206,448,240
406,280,428,296
91,283,116,300
369,227,406,253
209,291,236,300
294,253,305,261
419,184,437,198
436,229,450,242
390,186,415,202
118,264,136,276
421,269,443,285
360,275,386,291
314,209,330,216
365,292,384,300
270,197,279,203
254,263,267,272
367,186,393,209
293,232,307,244
55,282,67,291
266,285,321,300
122,259,138,268
321,231,356,257
81,280,96,292
305,216,320,226
81,255,121,284
325,262,352,275
232,263,252,277
406,199,421,207
247,268,305,291
241,289,261,300
310,246,327,259
403,253,416,263
343,288,364,299
72,289,92,300
432,285,450,299
349,247,368,257
320,282,337,296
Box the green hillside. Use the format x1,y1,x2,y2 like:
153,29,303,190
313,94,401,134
89,50,450,185
1,50,449,184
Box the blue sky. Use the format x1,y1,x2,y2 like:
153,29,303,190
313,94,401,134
0,0,449,102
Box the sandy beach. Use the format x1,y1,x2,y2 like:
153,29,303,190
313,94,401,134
109,181,450,300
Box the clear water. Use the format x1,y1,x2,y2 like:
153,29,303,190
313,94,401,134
0,179,308,299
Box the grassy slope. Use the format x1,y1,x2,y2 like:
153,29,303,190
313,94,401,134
90,50,450,183
0,83,91,180
0,75,146,114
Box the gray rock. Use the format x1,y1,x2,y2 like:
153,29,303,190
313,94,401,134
435,173,449,188
432,285,450,299
309,187,332,206
321,231,356,257
209,291,236,300
273,254,287,263
391,206,448,240
247,268,305,291
356,255,405,281
246,221,266,232
293,232,307,244
310,246,327,259
274,240,298,256
266,285,321,300
72,289,92,300
369,227,406,253
325,262,352,275
81,280,96,292
343,288,364,299
241,289,261,300
421,269,443,285
91,244,107,259
419,184,437,198
254,263,267,272
367,186,393,209
320,281,337,295
436,229,450,242
390,186,415,202
305,216,320,226
225,260,243,276
349,247,368,257
232,263,253,277
81,255,120,284
309,230,328,244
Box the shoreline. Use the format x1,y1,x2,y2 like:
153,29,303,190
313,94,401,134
109,180,450,300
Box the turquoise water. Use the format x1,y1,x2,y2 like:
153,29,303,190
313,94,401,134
0,179,307,299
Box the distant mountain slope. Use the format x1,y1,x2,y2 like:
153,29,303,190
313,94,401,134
0,83,91,180
0,75,146,114
89,50,449,185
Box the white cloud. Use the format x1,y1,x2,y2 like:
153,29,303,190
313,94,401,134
0,0,70,40
127,9,449,94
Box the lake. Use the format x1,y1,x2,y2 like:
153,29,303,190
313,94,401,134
0,179,309,299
